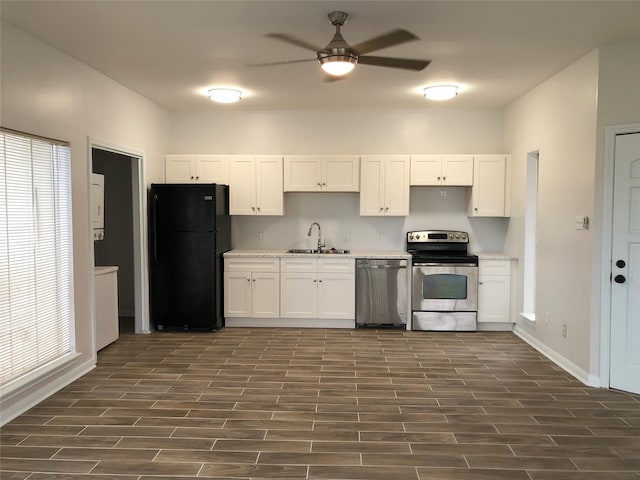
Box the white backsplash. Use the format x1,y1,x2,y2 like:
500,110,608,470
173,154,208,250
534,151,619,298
231,187,508,253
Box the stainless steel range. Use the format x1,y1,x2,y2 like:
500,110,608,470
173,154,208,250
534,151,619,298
407,230,478,331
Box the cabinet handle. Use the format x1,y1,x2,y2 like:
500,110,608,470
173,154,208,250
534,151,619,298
252,279,256,282
474,207,478,211
246,278,251,282
196,176,199,180
252,206,256,212
379,207,384,212
313,279,317,283
257,207,261,212
479,281,484,285
318,279,323,283
317,182,322,186
443,176,446,181
385,207,389,211
190,176,195,180
437,176,440,180
322,182,326,186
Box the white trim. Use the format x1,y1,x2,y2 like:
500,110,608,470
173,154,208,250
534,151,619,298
520,312,536,323
599,123,640,389
0,358,95,426
88,138,151,340
514,325,594,386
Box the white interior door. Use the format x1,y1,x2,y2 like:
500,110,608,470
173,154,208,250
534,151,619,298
610,132,640,394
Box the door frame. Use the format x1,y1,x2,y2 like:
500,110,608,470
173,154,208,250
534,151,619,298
599,123,640,388
88,138,150,341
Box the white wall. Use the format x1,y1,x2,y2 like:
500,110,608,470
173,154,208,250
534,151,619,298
0,21,170,423
504,51,600,378
170,109,507,252
590,39,640,382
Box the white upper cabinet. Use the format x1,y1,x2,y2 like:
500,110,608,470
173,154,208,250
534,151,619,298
284,155,360,192
468,155,510,217
410,155,473,186
165,154,228,184
360,155,410,216
229,155,284,216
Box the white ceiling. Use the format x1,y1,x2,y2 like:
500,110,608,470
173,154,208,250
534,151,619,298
2,1,639,112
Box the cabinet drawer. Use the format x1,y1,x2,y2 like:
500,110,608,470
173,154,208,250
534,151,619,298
479,259,510,276
225,257,279,272
281,257,318,273
318,257,355,273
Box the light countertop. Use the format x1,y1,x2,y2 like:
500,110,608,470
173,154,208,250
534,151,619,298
224,249,411,259
476,253,518,261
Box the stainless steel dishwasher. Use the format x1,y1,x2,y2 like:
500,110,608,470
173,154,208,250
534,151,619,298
356,258,408,327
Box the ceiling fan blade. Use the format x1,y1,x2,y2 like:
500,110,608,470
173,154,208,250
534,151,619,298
265,33,326,53
350,29,419,55
250,58,316,67
358,55,431,71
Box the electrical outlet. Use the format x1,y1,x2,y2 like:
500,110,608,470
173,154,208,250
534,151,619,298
440,189,447,198
258,232,265,243
344,232,350,242
376,231,381,242
562,324,567,338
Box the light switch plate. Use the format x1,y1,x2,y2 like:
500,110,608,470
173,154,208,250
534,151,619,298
575,216,589,230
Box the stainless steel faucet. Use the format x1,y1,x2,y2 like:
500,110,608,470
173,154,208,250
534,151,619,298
307,222,324,253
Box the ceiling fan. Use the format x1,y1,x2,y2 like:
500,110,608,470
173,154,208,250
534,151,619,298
261,11,431,79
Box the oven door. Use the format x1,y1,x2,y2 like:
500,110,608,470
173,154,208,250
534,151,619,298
412,264,478,312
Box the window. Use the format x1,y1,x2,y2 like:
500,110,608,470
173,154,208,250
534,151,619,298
521,151,539,321
0,129,75,392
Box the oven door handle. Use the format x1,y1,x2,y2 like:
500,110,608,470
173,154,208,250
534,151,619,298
359,264,406,270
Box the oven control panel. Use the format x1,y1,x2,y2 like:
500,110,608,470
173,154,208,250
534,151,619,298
407,230,468,243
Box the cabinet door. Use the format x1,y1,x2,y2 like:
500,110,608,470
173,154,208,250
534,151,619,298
228,156,256,215
256,156,284,216
224,271,251,317
318,273,355,319
284,156,321,192
165,155,195,183
442,155,473,186
252,272,280,318
383,156,410,216
478,275,510,323
280,272,317,318
470,155,506,216
410,155,442,185
323,155,360,192
360,156,385,215
196,155,228,184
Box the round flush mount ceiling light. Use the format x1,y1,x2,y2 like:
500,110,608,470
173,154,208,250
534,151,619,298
423,85,459,101
208,88,242,103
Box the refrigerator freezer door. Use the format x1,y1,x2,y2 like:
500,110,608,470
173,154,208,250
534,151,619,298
152,184,216,233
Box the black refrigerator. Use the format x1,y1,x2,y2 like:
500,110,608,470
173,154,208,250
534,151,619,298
148,183,231,331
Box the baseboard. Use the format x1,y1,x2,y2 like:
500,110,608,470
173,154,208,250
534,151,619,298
225,318,355,329
513,325,591,385
0,359,96,426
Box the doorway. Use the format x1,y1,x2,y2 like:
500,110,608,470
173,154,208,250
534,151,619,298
601,124,640,394
90,141,149,340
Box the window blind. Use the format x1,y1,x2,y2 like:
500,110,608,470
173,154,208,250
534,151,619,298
0,129,75,389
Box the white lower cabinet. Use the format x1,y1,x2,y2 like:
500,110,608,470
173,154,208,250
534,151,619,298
224,258,279,318
280,257,355,320
478,259,511,324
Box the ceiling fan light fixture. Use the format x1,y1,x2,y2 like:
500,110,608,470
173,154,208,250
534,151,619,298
208,88,242,103
319,54,358,76
423,85,459,101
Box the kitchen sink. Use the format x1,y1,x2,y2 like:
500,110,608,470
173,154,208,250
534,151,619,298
286,248,350,254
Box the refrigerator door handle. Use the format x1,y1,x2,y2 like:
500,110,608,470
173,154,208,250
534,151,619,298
152,193,159,262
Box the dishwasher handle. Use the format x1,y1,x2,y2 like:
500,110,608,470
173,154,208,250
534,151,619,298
358,264,406,270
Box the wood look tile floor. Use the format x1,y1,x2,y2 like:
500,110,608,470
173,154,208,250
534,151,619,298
1,328,639,480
